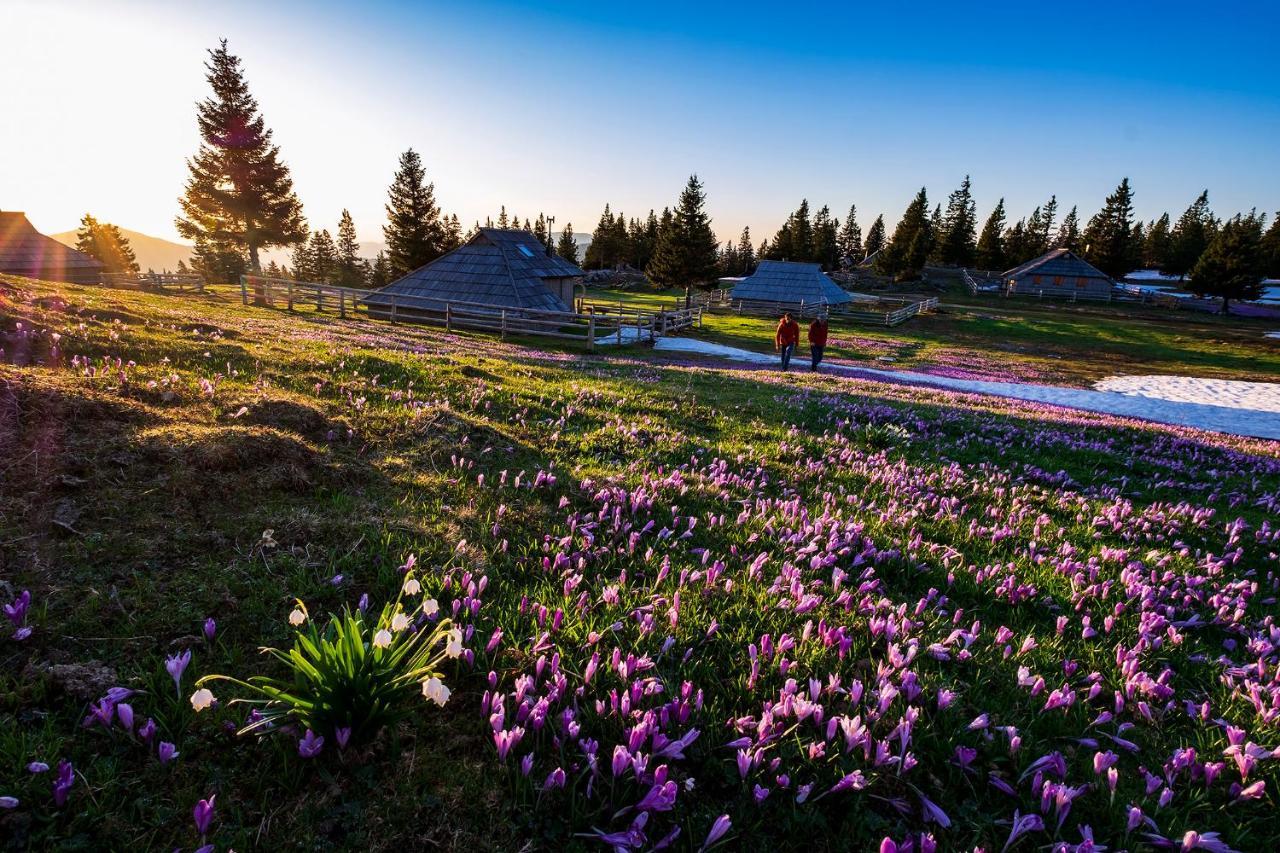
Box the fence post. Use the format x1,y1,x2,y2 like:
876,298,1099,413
501,309,507,340
286,281,295,311
339,291,346,319
587,313,596,352
446,304,452,332
317,286,324,311
659,309,666,335
239,276,248,305
390,298,398,324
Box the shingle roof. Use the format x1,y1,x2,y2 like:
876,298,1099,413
0,211,103,283
1003,248,1110,282
363,228,583,312
729,260,854,306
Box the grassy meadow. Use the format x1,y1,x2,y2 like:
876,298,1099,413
2,276,1279,851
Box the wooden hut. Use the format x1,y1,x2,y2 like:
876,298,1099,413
362,228,583,317
729,260,861,312
0,211,103,284
1002,249,1113,301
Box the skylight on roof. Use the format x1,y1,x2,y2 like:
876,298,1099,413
516,244,535,258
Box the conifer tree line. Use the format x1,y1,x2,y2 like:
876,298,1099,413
74,214,140,275
175,41,1278,305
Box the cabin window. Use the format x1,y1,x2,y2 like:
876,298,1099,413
1077,277,1088,288
1053,276,1064,286
517,245,535,258
1032,275,1043,285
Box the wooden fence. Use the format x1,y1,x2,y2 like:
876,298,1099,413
239,274,367,318
102,272,205,292
699,291,937,326
576,300,703,335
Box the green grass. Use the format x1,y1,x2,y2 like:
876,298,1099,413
2,275,1278,851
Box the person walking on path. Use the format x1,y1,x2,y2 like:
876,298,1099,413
775,312,800,371
808,316,829,372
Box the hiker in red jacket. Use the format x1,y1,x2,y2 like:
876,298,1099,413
808,316,829,371
775,312,800,371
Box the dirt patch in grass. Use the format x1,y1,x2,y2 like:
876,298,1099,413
222,398,341,440
140,424,328,492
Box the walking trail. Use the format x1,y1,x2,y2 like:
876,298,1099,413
651,337,1280,441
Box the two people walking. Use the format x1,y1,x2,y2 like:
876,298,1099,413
775,312,828,372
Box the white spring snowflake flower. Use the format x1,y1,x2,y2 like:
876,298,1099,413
289,608,306,627
402,578,422,596
391,611,411,632
445,627,464,659
422,598,439,617
190,688,215,712
422,677,451,706
372,629,393,649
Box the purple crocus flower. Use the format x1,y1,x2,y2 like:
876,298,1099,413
158,741,179,764
116,703,135,733
298,729,324,758
165,649,192,698
335,727,352,750
138,718,157,743
0,796,17,809
1001,810,1044,852
203,618,217,641
27,762,49,774
698,814,731,851
192,794,216,835
3,590,30,626
636,780,678,812
52,760,73,807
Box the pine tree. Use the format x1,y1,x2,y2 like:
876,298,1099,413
175,40,305,272
497,206,509,229
1025,206,1045,258
556,222,580,265
813,205,839,269
1191,212,1265,313
837,205,863,262
75,214,140,275
864,215,886,257
1262,212,1280,278
309,229,336,284
737,226,756,274
718,240,739,277
974,199,1007,271
533,213,550,251
369,252,393,288
1081,178,1138,278
645,175,720,306
383,149,444,275
177,259,191,275
264,260,281,278
1165,191,1214,278
1003,219,1029,266
937,176,977,267
1035,195,1058,255
1055,206,1081,252
584,204,617,269
877,188,932,280
774,200,814,262
290,229,314,282
334,209,364,287
1143,214,1172,269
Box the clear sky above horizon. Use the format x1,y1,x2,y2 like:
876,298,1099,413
3,0,1278,249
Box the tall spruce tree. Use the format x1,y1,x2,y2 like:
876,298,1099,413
1262,213,1280,278
937,176,977,267
1190,212,1265,313
1055,206,1081,252
974,200,1007,271
1143,213,1172,269
290,228,314,282
864,215,886,257
556,223,580,265
369,252,392,288
1165,190,1214,279
442,214,463,253
837,205,863,261
335,209,364,287
645,175,719,306
309,229,336,284
1004,219,1030,266
176,40,305,272
75,214,140,275
737,226,756,275
1082,178,1138,278
584,204,618,269
877,188,932,280
383,149,443,276
813,205,839,269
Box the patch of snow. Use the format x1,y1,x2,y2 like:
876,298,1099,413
594,326,650,345
1267,332,1280,340
652,337,1280,440
1094,375,1280,414
1123,269,1185,282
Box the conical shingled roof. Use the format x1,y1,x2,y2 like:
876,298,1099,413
0,212,103,284
364,228,582,312
729,260,854,306
1002,248,1110,282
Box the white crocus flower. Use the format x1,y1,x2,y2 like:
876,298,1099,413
391,611,411,632
422,677,451,706
422,598,439,617
445,627,464,658
372,629,393,649
288,608,306,627
190,688,216,711
402,578,422,596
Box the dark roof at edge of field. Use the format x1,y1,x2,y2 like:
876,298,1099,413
364,228,583,312
1003,248,1111,282
729,260,854,306
0,211,104,282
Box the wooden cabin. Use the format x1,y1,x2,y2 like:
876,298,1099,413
0,211,103,284
729,260,863,312
1003,249,1113,301
363,228,584,317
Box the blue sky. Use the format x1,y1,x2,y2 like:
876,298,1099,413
3,0,1277,246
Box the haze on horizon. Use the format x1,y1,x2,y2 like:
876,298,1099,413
3,0,1278,250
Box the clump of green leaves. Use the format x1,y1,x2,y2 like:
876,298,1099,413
197,576,460,747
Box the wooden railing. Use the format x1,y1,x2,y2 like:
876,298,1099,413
239,274,367,318
577,300,703,335
102,272,205,292
702,294,937,326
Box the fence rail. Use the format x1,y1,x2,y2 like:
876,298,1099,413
700,293,937,326
102,272,205,292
